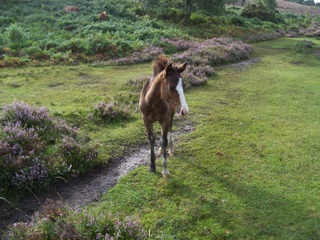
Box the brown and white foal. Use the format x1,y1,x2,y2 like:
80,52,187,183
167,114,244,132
139,55,188,177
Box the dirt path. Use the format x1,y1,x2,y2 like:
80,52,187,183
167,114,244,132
0,119,194,233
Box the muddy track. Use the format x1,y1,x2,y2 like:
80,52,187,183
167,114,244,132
0,120,194,233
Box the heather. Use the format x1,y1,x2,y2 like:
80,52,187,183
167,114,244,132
0,0,318,67
90,101,131,122
108,38,253,87
3,200,147,239
1,37,320,239
171,38,253,86
0,102,98,192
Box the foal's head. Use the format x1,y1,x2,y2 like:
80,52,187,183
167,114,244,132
161,62,189,117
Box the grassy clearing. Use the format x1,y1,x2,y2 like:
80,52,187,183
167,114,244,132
94,37,320,239
1,37,320,238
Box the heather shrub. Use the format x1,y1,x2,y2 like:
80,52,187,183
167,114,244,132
295,39,315,52
91,101,131,122
127,76,149,91
1,101,75,142
3,202,147,240
183,65,215,86
0,102,98,192
82,212,147,239
107,45,163,65
158,38,197,54
171,38,253,86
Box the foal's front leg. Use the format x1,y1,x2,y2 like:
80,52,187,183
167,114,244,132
148,133,156,172
158,121,174,157
160,135,169,176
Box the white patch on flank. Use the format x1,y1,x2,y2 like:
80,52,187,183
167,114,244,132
176,78,189,115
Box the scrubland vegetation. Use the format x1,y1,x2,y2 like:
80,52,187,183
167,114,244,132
1,0,320,239
0,0,319,67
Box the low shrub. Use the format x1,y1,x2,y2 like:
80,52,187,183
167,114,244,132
106,45,163,65
4,24,27,50
91,101,131,122
3,201,147,239
0,102,98,192
295,39,315,52
241,2,278,22
126,76,149,91
171,38,253,86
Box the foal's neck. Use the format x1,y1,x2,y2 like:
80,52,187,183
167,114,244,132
145,73,165,104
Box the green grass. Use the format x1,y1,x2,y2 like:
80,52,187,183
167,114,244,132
0,63,151,162
93,38,320,239
1,37,320,239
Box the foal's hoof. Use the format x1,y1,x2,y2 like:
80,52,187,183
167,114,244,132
162,173,170,179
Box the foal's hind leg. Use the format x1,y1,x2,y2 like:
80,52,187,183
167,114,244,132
168,131,174,157
143,118,156,172
168,121,174,157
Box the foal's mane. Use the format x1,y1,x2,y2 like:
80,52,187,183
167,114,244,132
152,54,170,76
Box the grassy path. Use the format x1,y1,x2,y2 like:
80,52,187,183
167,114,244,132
95,38,320,239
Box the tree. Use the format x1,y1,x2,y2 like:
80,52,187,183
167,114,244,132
304,0,315,6
141,0,225,25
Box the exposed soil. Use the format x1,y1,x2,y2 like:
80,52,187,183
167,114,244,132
0,119,194,234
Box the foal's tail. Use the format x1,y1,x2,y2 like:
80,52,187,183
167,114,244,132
153,54,170,76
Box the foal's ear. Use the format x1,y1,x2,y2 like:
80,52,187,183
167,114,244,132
177,62,187,73
165,63,174,75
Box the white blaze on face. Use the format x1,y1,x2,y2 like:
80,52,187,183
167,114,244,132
176,78,189,116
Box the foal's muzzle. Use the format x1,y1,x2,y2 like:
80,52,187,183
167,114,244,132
177,106,189,117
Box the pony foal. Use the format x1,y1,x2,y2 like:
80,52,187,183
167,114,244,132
139,55,188,177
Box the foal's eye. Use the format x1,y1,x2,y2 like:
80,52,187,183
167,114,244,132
169,86,176,91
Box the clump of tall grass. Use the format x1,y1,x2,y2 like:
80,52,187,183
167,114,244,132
0,102,98,192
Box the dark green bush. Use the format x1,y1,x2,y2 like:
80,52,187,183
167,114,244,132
241,2,277,22
228,15,247,26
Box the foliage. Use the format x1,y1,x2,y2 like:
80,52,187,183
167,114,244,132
259,0,277,11
106,45,164,65
91,101,131,122
0,102,98,192
171,38,253,86
241,2,279,22
2,200,147,239
4,24,27,50
0,0,318,67
295,39,315,52
140,0,225,24
1,37,320,239
87,37,320,239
